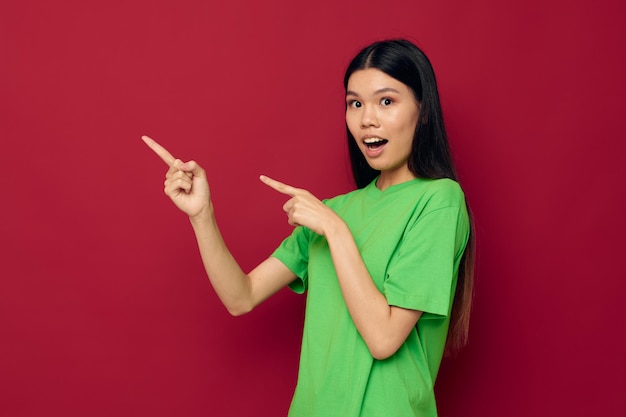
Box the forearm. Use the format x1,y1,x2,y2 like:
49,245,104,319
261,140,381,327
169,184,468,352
189,204,254,316
325,221,421,359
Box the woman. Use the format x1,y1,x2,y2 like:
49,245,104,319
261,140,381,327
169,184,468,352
143,39,474,417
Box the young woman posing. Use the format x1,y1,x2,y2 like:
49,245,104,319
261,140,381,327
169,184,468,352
143,39,474,417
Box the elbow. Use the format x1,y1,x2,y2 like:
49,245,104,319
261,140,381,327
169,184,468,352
367,339,401,360
225,301,254,317
227,308,248,317
369,348,396,361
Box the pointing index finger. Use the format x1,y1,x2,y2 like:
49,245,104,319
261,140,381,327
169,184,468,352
260,175,301,197
141,135,176,167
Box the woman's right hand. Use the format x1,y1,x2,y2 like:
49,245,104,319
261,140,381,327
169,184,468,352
142,135,211,218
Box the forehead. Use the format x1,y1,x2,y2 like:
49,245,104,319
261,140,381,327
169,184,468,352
346,68,410,95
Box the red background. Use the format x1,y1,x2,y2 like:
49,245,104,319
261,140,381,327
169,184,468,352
1,0,625,415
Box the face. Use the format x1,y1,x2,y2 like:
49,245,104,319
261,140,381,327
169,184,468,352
346,68,421,187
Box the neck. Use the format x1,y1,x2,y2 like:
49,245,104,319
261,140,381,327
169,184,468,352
376,168,417,191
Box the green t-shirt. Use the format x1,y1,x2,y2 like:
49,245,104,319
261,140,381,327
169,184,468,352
272,177,470,417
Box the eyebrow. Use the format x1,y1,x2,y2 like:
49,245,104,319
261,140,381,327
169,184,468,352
346,87,402,97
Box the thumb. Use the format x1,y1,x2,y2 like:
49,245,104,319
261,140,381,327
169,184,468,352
179,160,206,178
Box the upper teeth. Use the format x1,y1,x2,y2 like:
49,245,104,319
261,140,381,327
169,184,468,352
364,138,385,144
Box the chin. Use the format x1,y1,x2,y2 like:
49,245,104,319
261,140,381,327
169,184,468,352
364,159,390,171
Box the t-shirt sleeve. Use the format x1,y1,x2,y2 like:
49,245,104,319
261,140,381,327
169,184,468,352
270,226,311,294
383,203,469,318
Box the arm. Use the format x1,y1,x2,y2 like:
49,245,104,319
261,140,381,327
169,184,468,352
142,136,295,315
325,222,422,360
189,205,296,315
260,175,421,360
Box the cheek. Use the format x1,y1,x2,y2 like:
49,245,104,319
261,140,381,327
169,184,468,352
387,115,412,138
403,120,418,137
345,113,359,138
397,110,419,137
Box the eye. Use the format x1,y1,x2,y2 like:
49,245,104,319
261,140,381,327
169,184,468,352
347,100,362,109
380,97,393,106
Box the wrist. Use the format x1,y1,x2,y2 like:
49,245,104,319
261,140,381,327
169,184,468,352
324,216,350,240
189,202,215,225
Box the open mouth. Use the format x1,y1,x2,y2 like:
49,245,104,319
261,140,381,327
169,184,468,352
363,137,388,149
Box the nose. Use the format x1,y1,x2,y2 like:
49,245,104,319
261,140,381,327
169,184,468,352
360,105,379,128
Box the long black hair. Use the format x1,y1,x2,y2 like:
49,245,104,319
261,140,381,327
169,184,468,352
344,39,475,355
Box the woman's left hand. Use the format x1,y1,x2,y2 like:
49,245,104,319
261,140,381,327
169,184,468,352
260,175,343,236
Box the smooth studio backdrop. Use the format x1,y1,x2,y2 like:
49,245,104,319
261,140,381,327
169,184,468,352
1,0,625,416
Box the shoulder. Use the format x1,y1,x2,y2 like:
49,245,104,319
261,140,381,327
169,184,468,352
322,186,365,208
404,178,467,227
419,178,466,207
320,177,466,213
412,179,469,234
